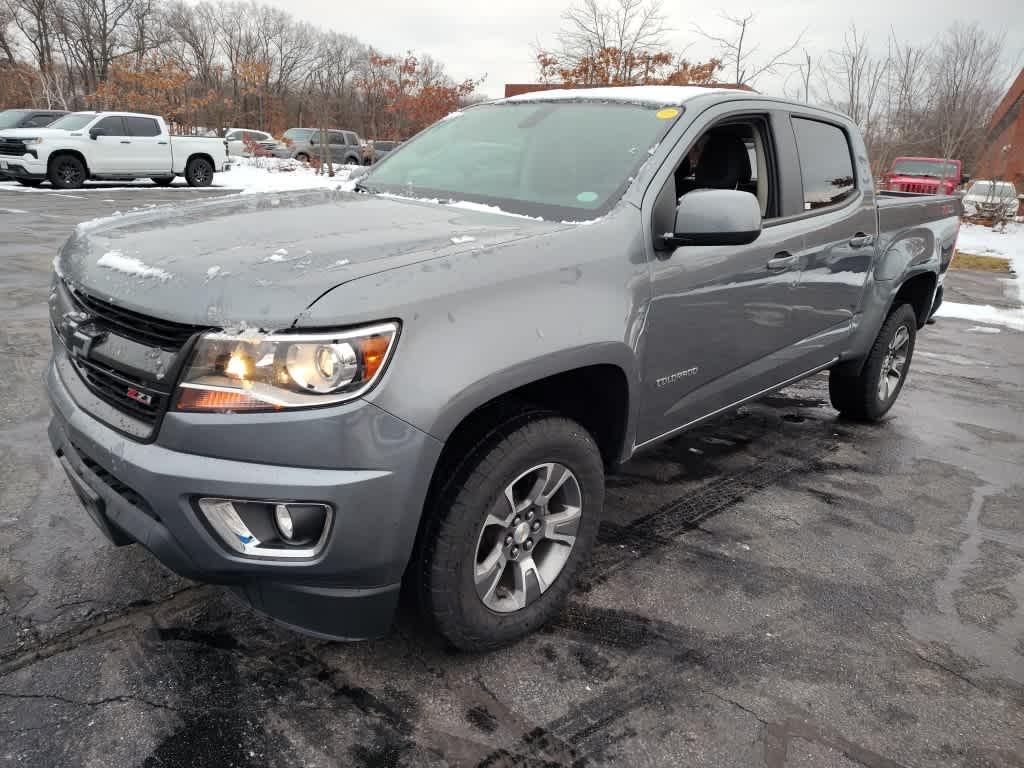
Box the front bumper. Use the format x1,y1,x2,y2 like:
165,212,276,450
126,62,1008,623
46,351,443,639
0,155,46,180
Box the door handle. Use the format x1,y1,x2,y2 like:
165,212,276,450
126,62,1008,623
157,141,168,145
849,232,875,248
120,140,131,144
766,252,799,271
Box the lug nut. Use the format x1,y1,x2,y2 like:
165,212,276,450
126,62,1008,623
512,516,521,526
526,509,534,520
504,535,513,546
531,521,541,532
524,539,533,551
511,546,519,559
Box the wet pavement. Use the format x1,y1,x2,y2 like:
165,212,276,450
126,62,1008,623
1,181,1022,767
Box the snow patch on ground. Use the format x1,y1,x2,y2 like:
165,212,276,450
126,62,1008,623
957,222,1024,305
935,301,1024,331
449,235,476,244
213,157,360,194
96,250,172,280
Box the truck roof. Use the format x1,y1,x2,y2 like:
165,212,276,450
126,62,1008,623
493,85,852,122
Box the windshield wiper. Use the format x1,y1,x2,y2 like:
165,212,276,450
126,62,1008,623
354,181,377,194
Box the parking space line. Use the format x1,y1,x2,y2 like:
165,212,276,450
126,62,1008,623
50,193,88,199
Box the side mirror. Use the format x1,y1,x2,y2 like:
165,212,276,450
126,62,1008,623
89,128,105,140
664,189,762,248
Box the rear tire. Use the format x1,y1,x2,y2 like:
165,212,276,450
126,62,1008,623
151,176,175,187
416,411,604,651
829,303,917,422
295,152,310,163
184,157,213,187
15,179,44,187
48,155,86,189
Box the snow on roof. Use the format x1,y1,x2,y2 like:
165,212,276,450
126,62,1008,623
496,85,735,106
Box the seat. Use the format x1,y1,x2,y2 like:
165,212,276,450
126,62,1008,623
692,133,752,190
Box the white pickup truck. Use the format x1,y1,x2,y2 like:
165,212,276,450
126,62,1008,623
0,111,230,189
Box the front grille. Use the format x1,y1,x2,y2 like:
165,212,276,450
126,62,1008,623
0,138,29,157
897,182,939,194
68,289,204,350
71,355,169,425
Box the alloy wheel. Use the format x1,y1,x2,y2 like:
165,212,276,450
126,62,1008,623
473,462,582,613
878,325,910,402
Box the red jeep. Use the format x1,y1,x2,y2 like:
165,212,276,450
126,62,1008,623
881,156,965,195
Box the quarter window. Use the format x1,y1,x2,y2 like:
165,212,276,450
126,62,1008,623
792,117,856,210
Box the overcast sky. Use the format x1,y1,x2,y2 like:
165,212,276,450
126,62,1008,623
261,0,1024,99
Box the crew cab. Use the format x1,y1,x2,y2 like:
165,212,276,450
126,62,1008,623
880,156,965,195
46,87,961,650
0,111,230,189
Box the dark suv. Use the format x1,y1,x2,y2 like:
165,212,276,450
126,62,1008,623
0,108,68,130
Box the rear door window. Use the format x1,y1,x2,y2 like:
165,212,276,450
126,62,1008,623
791,117,856,211
124,116,161,137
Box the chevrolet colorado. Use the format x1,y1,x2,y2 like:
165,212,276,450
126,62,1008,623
47,86,961,649
0,111,229,188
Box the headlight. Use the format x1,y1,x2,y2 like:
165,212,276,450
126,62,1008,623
23,137,43,147
176,321,398,412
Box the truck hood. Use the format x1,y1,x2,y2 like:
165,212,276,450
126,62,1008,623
56,190,566,329
0,127,74,139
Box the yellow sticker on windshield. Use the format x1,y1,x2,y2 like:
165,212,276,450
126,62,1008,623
656,108,680,120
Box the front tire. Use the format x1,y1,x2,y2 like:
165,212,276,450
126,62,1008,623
184,157,213,187
416,412,604,651
48,155,86,189
829,303,917,422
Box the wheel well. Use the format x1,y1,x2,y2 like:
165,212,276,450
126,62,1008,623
48,150,89,175
187,153,215,169
892,272,937,329
405,364,630,587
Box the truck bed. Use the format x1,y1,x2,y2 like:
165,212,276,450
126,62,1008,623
877,191,961,233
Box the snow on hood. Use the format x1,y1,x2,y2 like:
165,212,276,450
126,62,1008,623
497,85,730,106
0,127,77,138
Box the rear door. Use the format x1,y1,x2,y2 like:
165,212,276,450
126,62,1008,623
787,115,877,356
122,116,170,173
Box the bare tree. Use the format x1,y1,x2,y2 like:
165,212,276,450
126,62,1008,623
545,0,670,84
927,23,1006,176
693,11,803,88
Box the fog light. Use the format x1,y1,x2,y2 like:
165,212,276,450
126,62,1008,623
274,504,294,540
196,497,332,559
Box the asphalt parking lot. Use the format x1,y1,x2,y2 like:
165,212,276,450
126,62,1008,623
1,181,1022,768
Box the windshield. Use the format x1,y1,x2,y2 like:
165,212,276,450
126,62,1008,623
890,159,959,178
362,102,679,220
0,110,30,129
48,113,95,131
967,181,1016,198
284,128,315,141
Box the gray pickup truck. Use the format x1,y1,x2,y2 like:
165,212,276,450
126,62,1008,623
47,86,960,650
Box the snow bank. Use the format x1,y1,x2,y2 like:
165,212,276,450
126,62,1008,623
213,157,359,194
935,301,1024,332
956,221,1024,306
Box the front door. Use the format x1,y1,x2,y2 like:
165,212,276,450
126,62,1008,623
636,110,809,446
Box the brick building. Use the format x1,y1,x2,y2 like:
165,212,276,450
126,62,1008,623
976,67,1024,189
